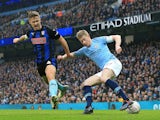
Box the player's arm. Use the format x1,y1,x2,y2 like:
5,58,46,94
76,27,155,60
57,47,85,60
47,27,70,56
112,35,122,54
106,35,122,54
13,34,28,43
58,36,71,57
57,52,75,60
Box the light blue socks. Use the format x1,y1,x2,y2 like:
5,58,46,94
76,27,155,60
49,79,58,97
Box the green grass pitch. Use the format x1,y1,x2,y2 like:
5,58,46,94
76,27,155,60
0,110,159,120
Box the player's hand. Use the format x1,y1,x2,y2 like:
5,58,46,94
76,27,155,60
115,46,122,54
57,55,64,61
13,38,20,43
66,53,72,58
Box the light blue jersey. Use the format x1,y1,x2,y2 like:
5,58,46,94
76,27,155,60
74,36,117,69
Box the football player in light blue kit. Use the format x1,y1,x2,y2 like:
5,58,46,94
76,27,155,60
57,30,133,114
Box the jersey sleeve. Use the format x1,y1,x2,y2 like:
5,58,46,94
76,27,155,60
74,47,85,56
26,31,30,38
46,27,60,39
94,36,114,44
104,36,114,43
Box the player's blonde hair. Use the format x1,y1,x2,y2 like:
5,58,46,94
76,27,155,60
76,30,89,39
27,11,40,19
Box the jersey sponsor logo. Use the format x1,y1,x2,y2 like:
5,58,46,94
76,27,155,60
31,37,47,44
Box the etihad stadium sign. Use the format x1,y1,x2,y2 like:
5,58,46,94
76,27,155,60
90,13,152,31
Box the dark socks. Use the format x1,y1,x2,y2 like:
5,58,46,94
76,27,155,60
83,86,92,107
105,79,129,101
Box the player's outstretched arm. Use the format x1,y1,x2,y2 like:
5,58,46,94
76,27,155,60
111,35,122,54
58,36,71,57
13,35,28,43
57,52,75,61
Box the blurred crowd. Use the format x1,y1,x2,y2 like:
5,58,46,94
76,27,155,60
0,40,159,104
0,0,54,12
0,0,160,39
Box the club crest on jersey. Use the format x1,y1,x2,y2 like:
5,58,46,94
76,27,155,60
41,31,45,36
31,32,34,36
94,45,98,49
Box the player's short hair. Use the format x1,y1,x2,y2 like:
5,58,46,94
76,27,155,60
76,30,89,39
27,11,40,19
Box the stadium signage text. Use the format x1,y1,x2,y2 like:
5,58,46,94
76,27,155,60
90,13,152,31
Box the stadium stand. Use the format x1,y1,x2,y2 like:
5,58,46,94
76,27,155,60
0,0,56,12
0,0,160,39
0,40,159,104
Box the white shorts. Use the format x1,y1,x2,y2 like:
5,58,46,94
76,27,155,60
95,59,122,77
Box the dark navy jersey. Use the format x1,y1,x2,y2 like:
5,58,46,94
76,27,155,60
26,26,60,64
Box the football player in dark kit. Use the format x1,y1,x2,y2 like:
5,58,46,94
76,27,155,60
13,11,70,109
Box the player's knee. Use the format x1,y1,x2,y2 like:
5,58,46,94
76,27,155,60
83,81,90,86
100,78,106,83
100,76,110,83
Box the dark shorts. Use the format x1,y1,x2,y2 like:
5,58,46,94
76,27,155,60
37,58,57,77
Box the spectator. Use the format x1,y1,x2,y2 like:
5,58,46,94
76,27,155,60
0,0,160,39
0,40,159,104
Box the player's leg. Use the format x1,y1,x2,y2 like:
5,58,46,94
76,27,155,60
82,75,101,114
56,81,69,98
50,58,69,97
41,75,69,98
37,63,58,109
45,64,59,109
100,59,132,110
